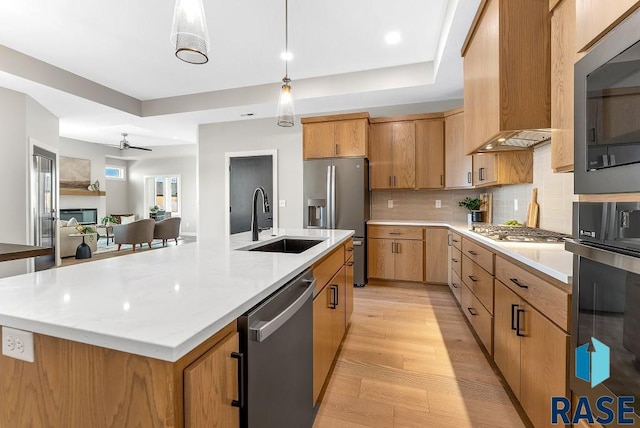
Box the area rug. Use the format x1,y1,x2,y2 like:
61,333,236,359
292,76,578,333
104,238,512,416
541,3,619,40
94,237,186,255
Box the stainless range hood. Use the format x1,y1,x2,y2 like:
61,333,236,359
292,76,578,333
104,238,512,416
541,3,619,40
475,129,552,152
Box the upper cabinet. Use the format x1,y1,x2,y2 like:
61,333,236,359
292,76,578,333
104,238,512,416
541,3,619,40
550,0,577,172
301,113,369,160
369,113,446,190
462,0,551,154
575,0,640,52
472,152,534,188
444,107,473,189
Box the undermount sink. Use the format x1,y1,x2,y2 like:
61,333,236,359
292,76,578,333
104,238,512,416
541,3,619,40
240,238,325,254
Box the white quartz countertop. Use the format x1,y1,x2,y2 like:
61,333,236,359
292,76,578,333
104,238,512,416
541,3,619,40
0,228,353,362
368,220,573,285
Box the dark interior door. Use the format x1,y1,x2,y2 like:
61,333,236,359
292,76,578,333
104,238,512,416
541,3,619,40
230,155,273,234
33,146,56,271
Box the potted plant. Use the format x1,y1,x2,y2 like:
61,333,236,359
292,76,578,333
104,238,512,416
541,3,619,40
458,197,484,222
101,215,117,226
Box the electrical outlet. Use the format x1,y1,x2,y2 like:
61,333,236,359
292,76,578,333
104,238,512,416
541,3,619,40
279,200,286,208
2,327,34,362
435,200,442,208
387,200,394,208
514,199,519,211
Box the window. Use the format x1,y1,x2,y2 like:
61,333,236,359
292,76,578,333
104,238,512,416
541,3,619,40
145,175,181,217
105,165,125,180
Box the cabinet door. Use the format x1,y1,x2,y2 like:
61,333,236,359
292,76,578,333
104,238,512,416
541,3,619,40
473,154,497,186
184,332,240,428
576,0,640,51
369,123,394,189
445,111,473,188
335,119,367,157
368,238,394,279
415,119,445,189
394,239,424,282
303,122,335,159
551,0,576,173
391,122,416,189
520,303,569,428
493,281,522,400
345,256,354,324
425,228,448,283
330,266,347,354
313,285,335,403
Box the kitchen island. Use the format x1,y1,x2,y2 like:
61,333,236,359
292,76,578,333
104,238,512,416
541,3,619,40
0,228,353,427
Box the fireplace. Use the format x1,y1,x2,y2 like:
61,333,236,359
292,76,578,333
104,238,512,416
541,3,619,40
59,208,98,225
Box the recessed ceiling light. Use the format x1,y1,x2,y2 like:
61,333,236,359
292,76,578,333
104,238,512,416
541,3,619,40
280,51,293,61
385,32,402,45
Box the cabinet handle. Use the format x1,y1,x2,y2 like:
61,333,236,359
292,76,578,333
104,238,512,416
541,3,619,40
467,250,478,256
452,282,458,289
447,234,452,246
346,247,353,252
467,307,478,316
440,175,444,186
468,275,478,282
396,242,401,253
452,258,459,263
335,143,339,155
329,285,338,309
230,352,245,408
347,261,354,266
467,171,472,184
393,176,397,187
479,167,485,181
452,238,459,243
589,128,596,142
516,308,525,337
389,176,392,187
391,242,395,253
510,304,519,331
389,231,401,235
510,278,528,289
334,284,339,307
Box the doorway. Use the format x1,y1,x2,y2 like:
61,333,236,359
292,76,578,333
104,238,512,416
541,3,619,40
225,150,278,235
32,146,56,271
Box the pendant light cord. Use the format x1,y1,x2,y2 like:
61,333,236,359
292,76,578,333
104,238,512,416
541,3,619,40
285,0,289,78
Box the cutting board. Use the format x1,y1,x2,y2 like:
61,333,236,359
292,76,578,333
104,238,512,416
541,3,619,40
526,188,539,228
479,193,493,223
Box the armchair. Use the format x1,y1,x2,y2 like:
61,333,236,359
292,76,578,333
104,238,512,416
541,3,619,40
112,219,155,251
153,217,181,246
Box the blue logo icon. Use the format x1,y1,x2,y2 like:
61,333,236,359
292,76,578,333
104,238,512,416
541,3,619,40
576,337,610,388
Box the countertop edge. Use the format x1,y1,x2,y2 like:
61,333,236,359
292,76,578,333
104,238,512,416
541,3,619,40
367,220,572,285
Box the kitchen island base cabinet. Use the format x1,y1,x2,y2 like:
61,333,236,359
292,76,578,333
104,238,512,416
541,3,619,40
0,321,238,428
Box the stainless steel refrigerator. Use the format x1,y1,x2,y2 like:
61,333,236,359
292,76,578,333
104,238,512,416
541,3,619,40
303,158,369,285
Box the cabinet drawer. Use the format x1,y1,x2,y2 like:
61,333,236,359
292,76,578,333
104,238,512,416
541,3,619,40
450,231,462,250
313,246,345,295
450,271,462,304
344,238,354,262
462,255,494,314
368,225,423,240
495,256,570,331
462,238,494,274
451,246,462,277
461,283,493,355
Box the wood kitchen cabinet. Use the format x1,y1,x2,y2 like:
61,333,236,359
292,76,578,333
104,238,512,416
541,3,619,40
494,280,569,428
184,332,240,428
444,107,473,189
368,225,424,282
472,151,533,187
448,231,463,303
575,0,640,52
551,0,577,173
463,0,550,154
301,113,369,160
369,121,416,189
415,119,445,189
425,227,448,283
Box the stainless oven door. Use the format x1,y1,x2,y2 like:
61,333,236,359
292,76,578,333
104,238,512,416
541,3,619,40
567,240,640,422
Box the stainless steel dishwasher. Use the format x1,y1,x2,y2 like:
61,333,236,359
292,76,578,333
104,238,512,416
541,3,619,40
237,268,315,428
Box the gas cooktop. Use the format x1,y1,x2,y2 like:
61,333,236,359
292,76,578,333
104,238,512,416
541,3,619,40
471,225,569,243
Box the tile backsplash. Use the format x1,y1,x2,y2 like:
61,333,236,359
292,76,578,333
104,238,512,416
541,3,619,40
370,142,577,234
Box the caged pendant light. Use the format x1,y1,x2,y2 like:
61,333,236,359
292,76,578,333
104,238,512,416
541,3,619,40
276,0,295,127
170,0,210,64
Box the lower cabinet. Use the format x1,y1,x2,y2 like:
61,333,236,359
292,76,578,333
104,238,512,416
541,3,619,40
425,227,448,283
184,332,240,428
494,280,569,428
368,238,424,282
461,283,493,355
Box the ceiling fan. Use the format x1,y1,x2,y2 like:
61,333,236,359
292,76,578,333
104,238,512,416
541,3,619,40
112,133,152,151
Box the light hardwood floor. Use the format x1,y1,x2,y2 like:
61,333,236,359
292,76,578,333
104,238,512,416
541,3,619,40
314,281,530,428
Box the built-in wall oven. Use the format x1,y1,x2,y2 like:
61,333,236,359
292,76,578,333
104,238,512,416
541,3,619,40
574,7,640,194
567,202,640,424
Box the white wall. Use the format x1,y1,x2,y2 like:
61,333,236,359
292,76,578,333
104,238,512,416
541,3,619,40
127,155,198,235
0,89,59,277
105,158,129,215
198,118,302,240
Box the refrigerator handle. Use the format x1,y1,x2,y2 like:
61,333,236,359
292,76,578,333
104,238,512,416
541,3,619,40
330,165,336,229
326,165,332,229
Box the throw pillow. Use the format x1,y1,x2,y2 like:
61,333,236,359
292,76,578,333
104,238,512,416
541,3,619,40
66,217,79,227
59,220,68,227
120,215,135,225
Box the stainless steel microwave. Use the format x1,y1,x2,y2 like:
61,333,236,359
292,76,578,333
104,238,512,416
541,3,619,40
575,7,640,194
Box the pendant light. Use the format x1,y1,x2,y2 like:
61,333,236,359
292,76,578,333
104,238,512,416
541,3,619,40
170,0,210,64
276,0,295,127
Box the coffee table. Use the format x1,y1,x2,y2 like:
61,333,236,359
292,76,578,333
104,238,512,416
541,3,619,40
97,225,114,245
69,233,92,259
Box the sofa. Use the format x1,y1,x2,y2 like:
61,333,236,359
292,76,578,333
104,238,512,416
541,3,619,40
59,220,98,258
153,217,181,246
113,219,155,251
